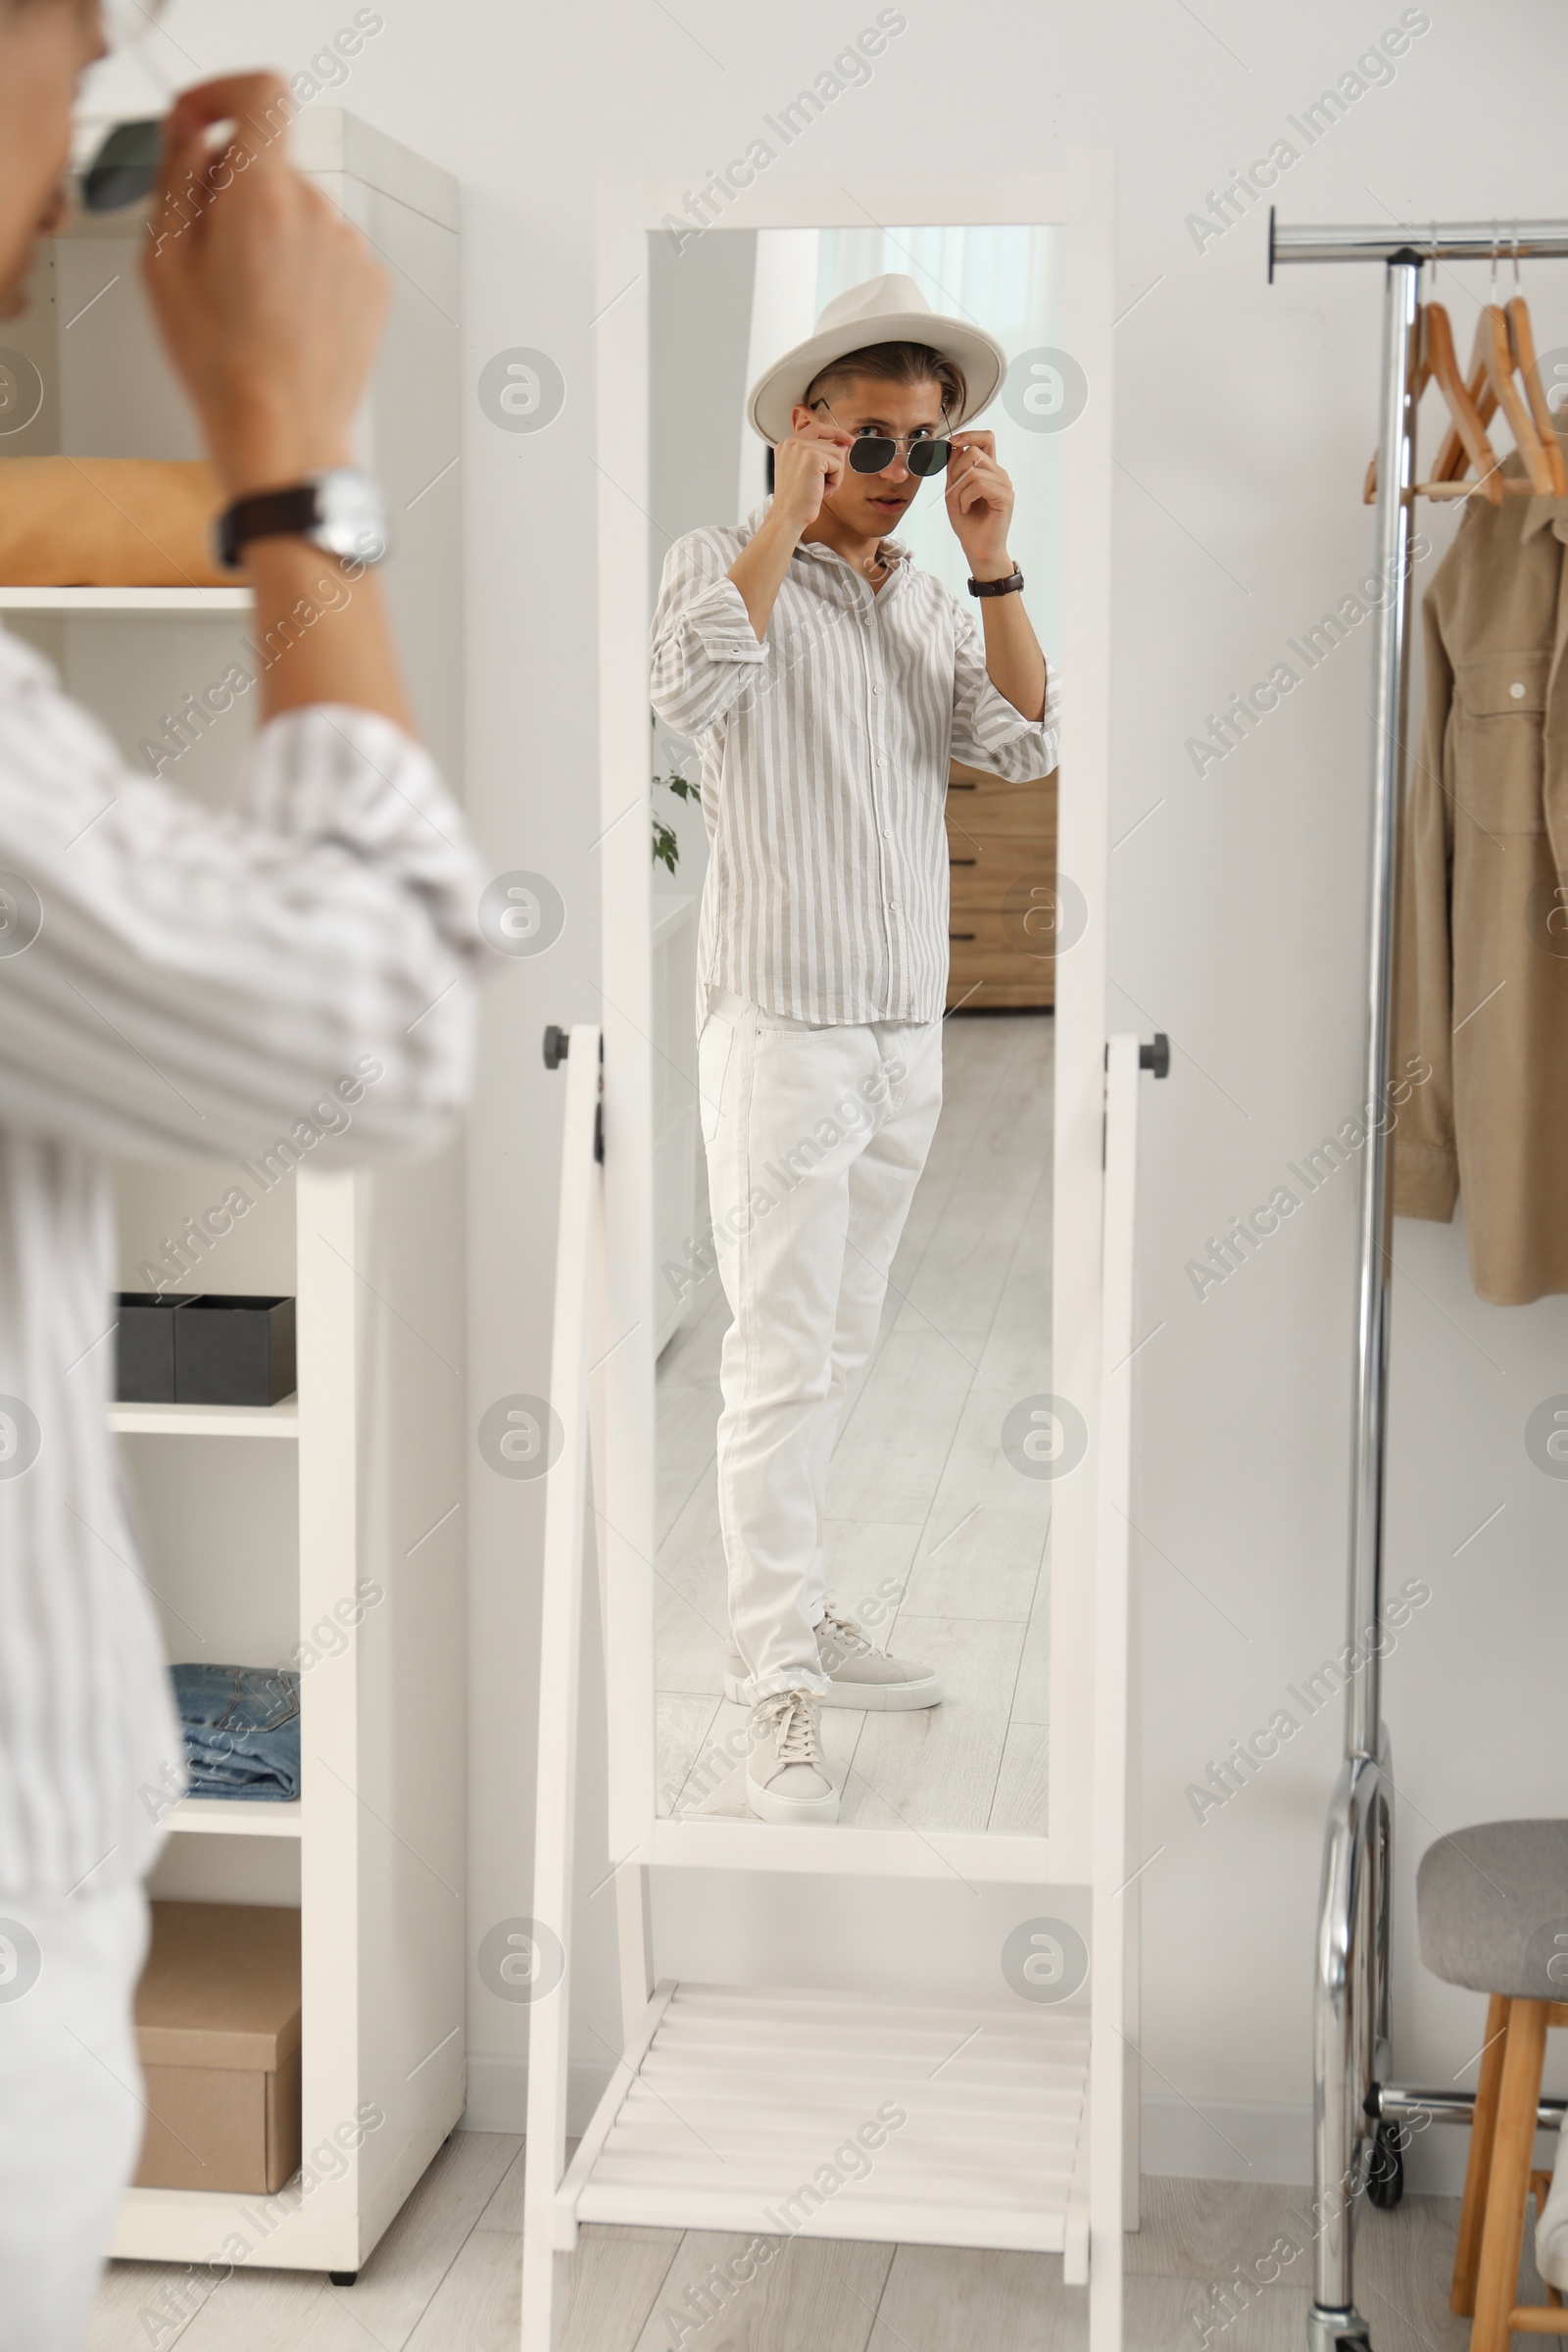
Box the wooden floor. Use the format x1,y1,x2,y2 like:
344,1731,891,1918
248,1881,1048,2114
88,2158,1516,2350
655,1011,1055,1836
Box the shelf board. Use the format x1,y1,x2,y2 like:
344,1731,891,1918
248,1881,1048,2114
112,2180,333,2270
0,586,250,613
171,1796,302,1838
562,1982,1089,2254
110,1397,299,1439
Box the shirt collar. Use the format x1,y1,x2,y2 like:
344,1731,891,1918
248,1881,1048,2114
745,498,913,578
1520,493,1568,546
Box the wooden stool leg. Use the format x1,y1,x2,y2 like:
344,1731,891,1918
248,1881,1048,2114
1472,1997,1549,2352
1454,1995,1514,2317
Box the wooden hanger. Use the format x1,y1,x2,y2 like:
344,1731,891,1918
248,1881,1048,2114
1430,310,1499,485
1364,304,1432,503
1416,305,1506,503
1366,303,1505,504
1506,291,1568,496
1470,305,1553,494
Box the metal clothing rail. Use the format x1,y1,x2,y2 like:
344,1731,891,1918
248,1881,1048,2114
1269,212,1568,2352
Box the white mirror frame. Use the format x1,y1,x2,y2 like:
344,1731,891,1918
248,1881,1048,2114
594,157,1114,1886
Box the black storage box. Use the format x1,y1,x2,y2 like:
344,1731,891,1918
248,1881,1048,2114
172,1296,297,1408
115,1293,193,1403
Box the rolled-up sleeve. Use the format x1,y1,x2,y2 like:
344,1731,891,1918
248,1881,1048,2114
0,626,483,1163
949,596,1060,782
650,527,768,739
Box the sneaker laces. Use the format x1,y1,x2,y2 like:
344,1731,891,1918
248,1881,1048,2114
816,1603,872,1669
754,1687,824,1769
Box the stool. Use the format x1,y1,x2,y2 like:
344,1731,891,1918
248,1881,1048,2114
1418,1820,1568,2350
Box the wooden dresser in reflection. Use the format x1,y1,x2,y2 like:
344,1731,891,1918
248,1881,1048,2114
944,757,1059,1008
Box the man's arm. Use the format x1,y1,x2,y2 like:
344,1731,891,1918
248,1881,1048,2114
0,636,481,1162
145,75,410,729
945,431,1047,721
972,574,1048,723
0,72,483,1164
725,431,847,640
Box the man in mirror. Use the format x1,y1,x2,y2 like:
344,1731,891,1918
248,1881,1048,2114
651,274,1059,1825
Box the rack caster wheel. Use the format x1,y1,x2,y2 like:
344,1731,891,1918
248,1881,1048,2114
1366,2118,1405,2210
328,2270,358,2286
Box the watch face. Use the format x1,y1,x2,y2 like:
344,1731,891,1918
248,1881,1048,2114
315,468,389,564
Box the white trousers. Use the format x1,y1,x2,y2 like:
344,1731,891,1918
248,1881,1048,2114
699,991,944,1703
0,1883,148,2352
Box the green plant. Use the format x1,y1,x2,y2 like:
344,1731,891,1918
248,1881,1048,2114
651,711,698,874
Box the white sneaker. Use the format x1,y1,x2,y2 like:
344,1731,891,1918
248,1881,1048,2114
725,1605,941,1712
1537,2156,1568,2290
745,1689,839,1825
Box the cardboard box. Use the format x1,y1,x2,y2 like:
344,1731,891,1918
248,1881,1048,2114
133,1901,302,2194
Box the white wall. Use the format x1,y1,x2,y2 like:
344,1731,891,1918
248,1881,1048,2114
100,0,1568,2189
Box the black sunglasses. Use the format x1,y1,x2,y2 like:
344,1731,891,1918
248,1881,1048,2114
812,398,953,478
80,118,163,214
847,433,953,478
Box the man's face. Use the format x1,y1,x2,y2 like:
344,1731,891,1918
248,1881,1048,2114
0,1,107,320
791,373,948,537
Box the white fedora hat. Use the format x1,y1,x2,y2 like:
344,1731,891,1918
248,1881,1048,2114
746,271,1007,445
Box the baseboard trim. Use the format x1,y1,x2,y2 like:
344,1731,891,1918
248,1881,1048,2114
461,2064,1488,2199
459,2052,615,2137
1140,2094,1501,2197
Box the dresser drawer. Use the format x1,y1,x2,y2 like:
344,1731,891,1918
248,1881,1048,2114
948,838,1054,910
946,906,1068,956
946,765,1058,841
947,940,1056,1009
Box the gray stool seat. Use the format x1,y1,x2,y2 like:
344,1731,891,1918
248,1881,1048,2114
1418,1820,1568,1997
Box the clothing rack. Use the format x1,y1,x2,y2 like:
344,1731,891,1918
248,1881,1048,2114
1268,213,1568,2352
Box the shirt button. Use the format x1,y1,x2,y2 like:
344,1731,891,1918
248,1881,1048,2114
872,684,884,695
1510,680,1527,699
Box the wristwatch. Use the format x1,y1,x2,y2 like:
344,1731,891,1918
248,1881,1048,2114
967,567,1024,598
215,466,390,572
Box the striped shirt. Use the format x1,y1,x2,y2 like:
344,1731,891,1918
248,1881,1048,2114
650,502,1061,1026
0,621,483,1897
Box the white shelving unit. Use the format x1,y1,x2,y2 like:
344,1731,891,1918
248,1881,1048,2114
5,114,467,2278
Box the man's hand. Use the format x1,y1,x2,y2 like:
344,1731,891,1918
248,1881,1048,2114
944,429,1016,578
727,422,848,642
769,424,849,538
137,74,408,731
141,74,388,499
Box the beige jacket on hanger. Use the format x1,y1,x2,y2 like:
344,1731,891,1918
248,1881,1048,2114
1394,437,1568,1304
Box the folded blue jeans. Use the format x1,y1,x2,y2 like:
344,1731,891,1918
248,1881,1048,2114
170,1664,301,1801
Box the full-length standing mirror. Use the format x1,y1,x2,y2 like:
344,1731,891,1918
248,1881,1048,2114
595,168,1113,1883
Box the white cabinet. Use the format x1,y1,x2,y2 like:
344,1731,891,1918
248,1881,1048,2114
4,114,466,2277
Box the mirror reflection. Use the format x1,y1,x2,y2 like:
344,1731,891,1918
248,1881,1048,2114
648,223,1065,1836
